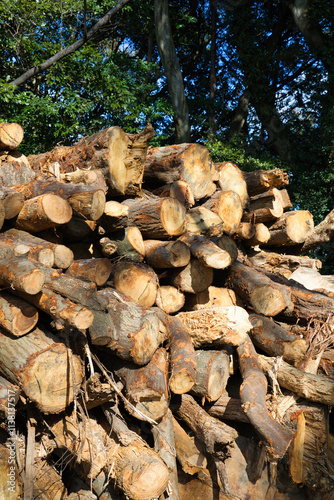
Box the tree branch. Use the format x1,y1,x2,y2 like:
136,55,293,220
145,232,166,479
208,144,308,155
10,0,131,87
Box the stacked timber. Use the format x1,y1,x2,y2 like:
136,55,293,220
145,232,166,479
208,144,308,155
0,121,333,499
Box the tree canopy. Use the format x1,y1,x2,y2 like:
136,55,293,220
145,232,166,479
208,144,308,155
1,0,333,270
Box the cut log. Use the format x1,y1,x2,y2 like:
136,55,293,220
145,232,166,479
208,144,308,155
114,348,169,422
289,267,334,295
0,186,24,219
242,188,284,224
66,258,112,286
169,258,214,294
212,234,238,264
205,392,249,423
184,286,237,311
0,375,20,417
0,200,6,232
0,327,83,413
0,230,55,267
191,350,230,402
0,292,38,337
144,239,191,268
202,190,243,234
0,122,24,150
15,193,72,232
243,223,271,247
249,314,308,364
123,196,187,239
98,236,118,257
235,222,255,240
144,143,216,200
237,336,294,458
265,210,314,247
59,167,108,193
185,206,224,237
248,249,322,277
171,415,207,475
227,259,292,316
113,261,159,307
4,228,74,269
0,150,35,187
167,315,197,394
101,227,145,262
177,306,252,348
297,208,334,254
13,177,106,221
99,200,129,233
178,233,231,269
0,255,45,295
215,161,249,208
152,180,195,208
155,285,185,314
242,167,289,196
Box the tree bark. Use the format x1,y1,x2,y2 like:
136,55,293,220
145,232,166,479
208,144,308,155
242,188,284,224
144,239,190,268
171,416,207,475
242,168,289,196
0,255,45,295
66,258,112,287
265,210,314,247
185,206,224,238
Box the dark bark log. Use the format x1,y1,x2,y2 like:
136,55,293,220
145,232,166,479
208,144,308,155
15,193,72,232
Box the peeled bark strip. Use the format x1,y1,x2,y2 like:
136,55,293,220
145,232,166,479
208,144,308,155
216,161,249,208
115,348,169,421
169,258,213,294
144,239,190,268
0,327,83,413
0,292,38,337
0,122,24,150
144,143,216,200
124,197,186,239
202,190,243,234
66,258,112,286
191,350,230,402
171,415,207,475
177,306,252,348
228,260,292,317
102,227,145,262
113,261,159,307
185,206,224,237
175,393,238,456
237,336,294,458
258,354,334,406
242,188,284,224
266,210,314,247
155,285,185,314
92,288,162,365
184,286,237,311
167,315,197,394
242,168,289,196
0,186,24,219
178,233,231,270
15,193,72,232
249,314,307,364
0,255,44,295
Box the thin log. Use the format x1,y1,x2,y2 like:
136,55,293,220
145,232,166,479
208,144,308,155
113,261,159,307
152,180,195,208
177,306,252,348
144,239,191,268
0,292,38,337
216,161,249,208
237,336,294,458
0,327,83,413
191,350,230,402
155,285,185,314
0,186,24,219
66,258,112,286
202,190,243,235
178,233,231,269
98,237,118,257
242,167,289,196
15,193,72,232
0,123,24,150
169,258,213,294
101,227,145,262
265,210,314,247
242,188,284,223
144,143,216,200
235,222,255,240
243,223,271,247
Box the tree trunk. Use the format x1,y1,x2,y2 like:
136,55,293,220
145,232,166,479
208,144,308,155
0,151,35,186
242,188,284,223
0,123,24,150
0,230,55,267
154,0,190,143
15,193,72,232
0,255,44,295
185,206,224,238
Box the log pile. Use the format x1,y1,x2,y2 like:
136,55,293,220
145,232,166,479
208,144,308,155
0,121,334,499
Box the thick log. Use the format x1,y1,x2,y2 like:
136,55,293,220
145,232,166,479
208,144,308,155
191,350,230,402
242,188,284,224
144,239,190,268
167,315,197,394
178,233,231,270
0,123,24,150
227,259,292,316
0,231,54,267
123,197,187,239
0,375,20,417
215,161,249,208
99,200,129,233
171,415,207,475
13,177,106,221
248,249,322,277
184,286,237,311
265,210,314,247
244,223,271,247
91,288,162,365
101,227,145,262
169,258,214,294
237,336,294,458
0,255,45,295
249,314,307,364
0,444,22,497
5,228,74,269
202,190,243,235
0,292,38,337
258,354,334,406
242,167,289,196
0,327,83,413
177,306,252,348
114,348,169,421
144,143,216,200
0,186,24,219
15,193,72,232
155,285,185,314
113,261,159,307
175,393,238,457
185,206,224,237
0,150,35,186
66,258,112,286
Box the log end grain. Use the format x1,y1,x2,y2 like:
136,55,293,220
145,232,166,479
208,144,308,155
53,245,74,269
21,268,45,295
250,285,287,317
0,122,24,150
160,197,187,236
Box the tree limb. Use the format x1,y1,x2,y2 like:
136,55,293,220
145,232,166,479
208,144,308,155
10,0,131,87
